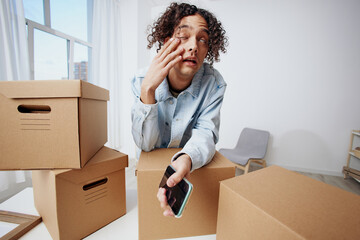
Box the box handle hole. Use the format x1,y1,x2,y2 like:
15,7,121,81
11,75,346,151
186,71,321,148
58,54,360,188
18,105,51,114
83,177,108,191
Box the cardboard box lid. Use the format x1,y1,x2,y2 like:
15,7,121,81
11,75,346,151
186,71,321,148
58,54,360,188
220,165,360,239
54,147,128,184
0,80,109,101
137,148,235,172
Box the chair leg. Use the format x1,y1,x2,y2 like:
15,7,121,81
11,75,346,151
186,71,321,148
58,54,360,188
237,159,266,175
262,160,267,168
244,162,250,174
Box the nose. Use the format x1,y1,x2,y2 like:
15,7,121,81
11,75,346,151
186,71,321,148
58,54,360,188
187,37,198,53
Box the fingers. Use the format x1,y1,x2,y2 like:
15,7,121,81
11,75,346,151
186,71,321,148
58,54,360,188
158,38,182,62
167,154,192,187
163,209,174,217
167,169,186,188
157,188,167,208
158,45,184,75
163,54,183,73
142,37,183,94
157,37,175,56
158,38,178,59
157,188,174,217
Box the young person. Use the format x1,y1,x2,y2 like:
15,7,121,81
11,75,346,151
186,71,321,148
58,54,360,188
131,2,228,216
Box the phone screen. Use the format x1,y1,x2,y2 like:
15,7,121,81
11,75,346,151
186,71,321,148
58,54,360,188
159,165,193,218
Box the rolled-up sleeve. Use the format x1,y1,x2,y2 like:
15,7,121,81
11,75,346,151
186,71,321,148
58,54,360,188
172,84,226,171
131,76,159,152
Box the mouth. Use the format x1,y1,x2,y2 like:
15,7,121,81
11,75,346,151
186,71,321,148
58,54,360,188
182,57,197,66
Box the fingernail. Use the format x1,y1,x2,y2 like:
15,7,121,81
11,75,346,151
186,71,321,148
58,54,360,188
168,179,174,187
170,38,174,41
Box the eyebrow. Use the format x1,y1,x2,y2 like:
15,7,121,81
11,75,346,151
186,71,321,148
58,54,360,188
178,24,210,35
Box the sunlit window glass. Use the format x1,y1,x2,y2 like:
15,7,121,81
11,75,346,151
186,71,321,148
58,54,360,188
34,29,68,80
50,0,90,41
23,0,44,24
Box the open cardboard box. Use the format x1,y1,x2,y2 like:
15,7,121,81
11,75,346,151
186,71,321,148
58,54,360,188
32,146,128,240
0,80,109,170
216,165,360,240
136,148,236,240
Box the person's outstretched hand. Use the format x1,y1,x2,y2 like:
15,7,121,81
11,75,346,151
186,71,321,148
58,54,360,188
157,154,192,216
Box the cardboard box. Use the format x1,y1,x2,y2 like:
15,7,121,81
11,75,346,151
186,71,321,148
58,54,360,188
137,148,236,240
32,146,128,240
216,165,360,240
0,80,109,170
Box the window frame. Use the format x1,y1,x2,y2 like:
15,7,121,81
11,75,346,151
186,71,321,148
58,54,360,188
25,0,93,81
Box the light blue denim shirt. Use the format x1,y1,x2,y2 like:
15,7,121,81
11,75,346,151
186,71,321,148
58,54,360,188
131,63,226,171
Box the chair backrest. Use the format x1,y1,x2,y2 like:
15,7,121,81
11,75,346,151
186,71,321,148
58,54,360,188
235,127,270,159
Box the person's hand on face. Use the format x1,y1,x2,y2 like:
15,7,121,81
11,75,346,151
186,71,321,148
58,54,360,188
157,154,192,217
140,38,184,104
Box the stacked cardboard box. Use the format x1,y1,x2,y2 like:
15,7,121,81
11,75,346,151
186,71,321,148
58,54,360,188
32,146,128,240
0,80,128,240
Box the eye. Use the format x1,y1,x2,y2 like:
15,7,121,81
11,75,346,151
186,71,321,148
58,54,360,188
199,38,208,45
177,33,189,41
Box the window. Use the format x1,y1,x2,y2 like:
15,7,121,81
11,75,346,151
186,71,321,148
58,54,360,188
73,42,89,81
34,29,68,80
23,0,93,81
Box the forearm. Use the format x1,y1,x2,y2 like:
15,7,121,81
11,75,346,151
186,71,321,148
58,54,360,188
172,129,216,171
131,99,160,152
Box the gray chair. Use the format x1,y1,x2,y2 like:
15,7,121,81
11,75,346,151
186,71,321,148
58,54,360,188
219,127,270,174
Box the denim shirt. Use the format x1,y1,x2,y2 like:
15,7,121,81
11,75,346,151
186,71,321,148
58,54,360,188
131,63,226,171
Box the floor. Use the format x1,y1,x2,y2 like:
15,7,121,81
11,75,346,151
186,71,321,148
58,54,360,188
238,164,360,196
126,159,360,196
297,171,360,195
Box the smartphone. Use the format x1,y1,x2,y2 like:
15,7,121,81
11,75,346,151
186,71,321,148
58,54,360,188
159,165,193,218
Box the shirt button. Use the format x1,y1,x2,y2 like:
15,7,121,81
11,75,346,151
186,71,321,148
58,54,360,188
169,100,173,105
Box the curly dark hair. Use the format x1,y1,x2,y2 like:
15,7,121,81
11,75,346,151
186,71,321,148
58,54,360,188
147,2,228,65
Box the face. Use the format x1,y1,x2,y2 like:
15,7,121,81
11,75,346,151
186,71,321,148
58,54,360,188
169,14,209,82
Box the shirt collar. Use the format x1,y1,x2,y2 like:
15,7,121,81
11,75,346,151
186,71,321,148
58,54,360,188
157,64,204,101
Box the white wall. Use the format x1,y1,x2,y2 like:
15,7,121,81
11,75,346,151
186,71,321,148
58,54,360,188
207,0,360,175
129,0,360,175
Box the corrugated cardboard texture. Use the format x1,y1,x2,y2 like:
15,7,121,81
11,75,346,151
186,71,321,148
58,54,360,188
137,148,236,240
32,147,128,240
0,80,109,170
216,165,360,240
